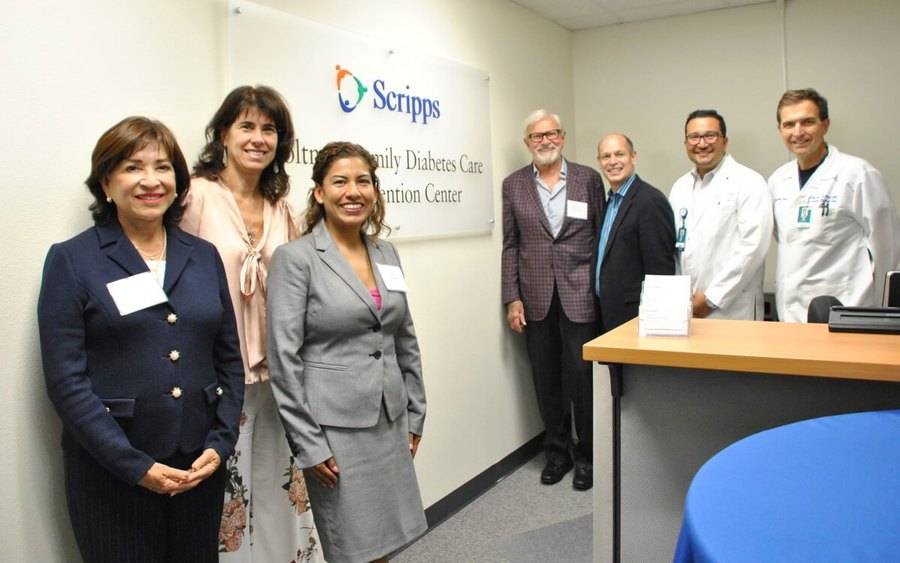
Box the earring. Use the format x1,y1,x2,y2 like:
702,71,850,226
222,147,228,168
106,196,112,203
273,162,280,174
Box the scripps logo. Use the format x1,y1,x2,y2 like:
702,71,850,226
336,65,368,113
334,65,441,125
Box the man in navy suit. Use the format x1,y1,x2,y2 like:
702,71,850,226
502,109,604,490
593,133,675,334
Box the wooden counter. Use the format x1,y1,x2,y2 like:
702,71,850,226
583,317,900,382
584,317,900,563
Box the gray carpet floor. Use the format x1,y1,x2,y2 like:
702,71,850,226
394,456,592,562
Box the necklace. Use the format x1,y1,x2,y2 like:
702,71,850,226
133,230,168,262
135,230,167,284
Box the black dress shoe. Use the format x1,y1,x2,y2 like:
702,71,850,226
541,459,574,485
573,464,593,490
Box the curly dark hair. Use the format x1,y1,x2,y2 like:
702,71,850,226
304,142,388,237
85,116,190,226
193,85,295,203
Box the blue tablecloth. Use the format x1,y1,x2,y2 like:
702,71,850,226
673,409,900,562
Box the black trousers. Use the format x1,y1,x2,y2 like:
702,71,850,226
63,444,226,563
524,290,596,466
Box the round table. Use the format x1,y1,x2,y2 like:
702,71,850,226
673,409,900,562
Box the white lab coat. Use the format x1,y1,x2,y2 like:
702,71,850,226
669,154,773,320
769,145,900,323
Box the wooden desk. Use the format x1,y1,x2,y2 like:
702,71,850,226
585,318,900,381
583,318,900,563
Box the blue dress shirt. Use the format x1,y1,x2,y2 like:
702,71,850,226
595,174,636,297
533,160,568,238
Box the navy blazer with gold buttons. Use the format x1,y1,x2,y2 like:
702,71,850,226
38,220,244,486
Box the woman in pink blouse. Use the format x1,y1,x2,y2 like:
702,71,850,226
182,85,323,562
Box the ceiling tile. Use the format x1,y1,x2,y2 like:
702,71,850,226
561,13,622,30
619,0,721,17
511,0,774,30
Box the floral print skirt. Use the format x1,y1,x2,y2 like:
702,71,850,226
218,381,325,563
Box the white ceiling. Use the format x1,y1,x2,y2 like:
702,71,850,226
511,0,774,30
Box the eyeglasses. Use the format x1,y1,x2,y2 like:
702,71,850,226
685,132,722,145
527,129,563,143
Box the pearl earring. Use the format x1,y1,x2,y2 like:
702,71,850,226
106,196,112,203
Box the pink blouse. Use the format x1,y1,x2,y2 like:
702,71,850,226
181,177,300,384
369,288,382,311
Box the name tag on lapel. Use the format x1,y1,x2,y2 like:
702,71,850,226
566,200,588,220
107,272,168,315
376,263,408,292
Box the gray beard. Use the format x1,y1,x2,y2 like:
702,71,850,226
533,146,561,167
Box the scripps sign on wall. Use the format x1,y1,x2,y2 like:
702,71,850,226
229,1,493,239
336,65,442,125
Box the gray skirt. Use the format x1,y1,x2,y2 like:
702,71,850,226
307,405,427,563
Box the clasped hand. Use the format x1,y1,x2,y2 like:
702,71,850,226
138,448,221,496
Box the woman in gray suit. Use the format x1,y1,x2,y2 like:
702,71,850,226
267,142,427,563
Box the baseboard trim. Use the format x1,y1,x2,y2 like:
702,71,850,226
424,432,544,528
388,432,544,559
390,432,544,558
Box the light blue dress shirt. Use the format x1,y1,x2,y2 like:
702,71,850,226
595,174,636,297
533,160,568,238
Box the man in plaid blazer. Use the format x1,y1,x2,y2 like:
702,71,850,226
501,109,605,490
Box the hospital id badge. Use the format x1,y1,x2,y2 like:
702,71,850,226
675,226,686,250
795,205,813,229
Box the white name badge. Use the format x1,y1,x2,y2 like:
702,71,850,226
566,200,588,220
107,272,168,316
376,263,408,292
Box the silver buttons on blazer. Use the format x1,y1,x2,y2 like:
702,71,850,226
167,313,178,324
168,350,180,362
171,386,183,399
215,386,223,397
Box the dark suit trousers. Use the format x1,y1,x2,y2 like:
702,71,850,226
525,290,596,466
63,444,226,563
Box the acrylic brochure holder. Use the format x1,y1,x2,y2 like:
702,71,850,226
638,275,692,336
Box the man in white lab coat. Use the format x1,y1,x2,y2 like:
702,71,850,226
669,110,773,320
769,88,900,323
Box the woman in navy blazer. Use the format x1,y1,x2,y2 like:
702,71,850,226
37,117,244,563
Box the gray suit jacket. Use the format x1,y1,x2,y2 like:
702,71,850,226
267,221,425,468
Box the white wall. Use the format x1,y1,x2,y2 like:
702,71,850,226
3,2,225,560
572,2,785,194
253,0,576,512
573,0,900,290
8,0,898,559
784,0,900,189
3,1,571,560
